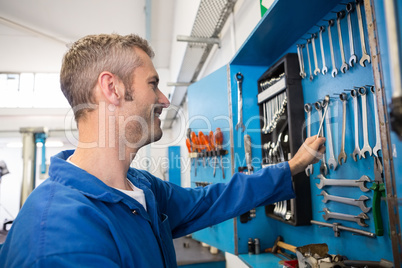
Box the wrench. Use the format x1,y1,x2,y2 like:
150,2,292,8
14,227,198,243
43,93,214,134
328,19,338,77
346,2,358,67
338,93,348,165
315,101,328,175
297,44,306,78
322,207,369,227
261,102,267,133
358,87,372,158
320,190,371,213
370,86,382,156
319,26,329,75
311,33,320,75
306,39,314,81
304,103,313,176
336,11,349,73
235,73,245,132
351,89,361,161
356,0,371,67
324,98,337,170
315,174,371,192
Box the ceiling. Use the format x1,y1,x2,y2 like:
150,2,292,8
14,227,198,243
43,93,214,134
0,0,175,73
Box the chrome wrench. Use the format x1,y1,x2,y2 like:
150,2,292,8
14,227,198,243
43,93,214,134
324,98,337,170
319,26,329,75
315,101,328,175
370,86,382,156
311,33,320,75
235,73,245,132
358,87,372,158
315,174,371,192
322,208,369,227
328,19,338,77
338,93,347,165
304,103,313,176
306,39,314,81
356,0,371,67
336,11,349,73
351,89,361,161
297,44,306,78
346,2,358,67
320,190,371,213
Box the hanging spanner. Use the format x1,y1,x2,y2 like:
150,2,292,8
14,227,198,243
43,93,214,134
346,2,358,67
261,102,267,134
351,89,361,161
370,86,382,157
336,11,349,73
315,101,328,175
322,207,369,227
324,98,337,170
319,26,329,75
358,87,372,158
315,174,371,192
304,103,313,176
235,72,245,132
356,0,371,67
338,93,348,165
297,44,306,78
311,33,320,75
320,190,371,213
306,39,314,81
328,19,338,77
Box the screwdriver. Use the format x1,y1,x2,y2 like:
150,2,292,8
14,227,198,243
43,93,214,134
191,132,201,170
209,131,217,177
215,128,225,179
186,138,196,176
198,131,210,167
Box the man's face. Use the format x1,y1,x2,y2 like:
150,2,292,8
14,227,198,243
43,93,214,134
119,48,170,148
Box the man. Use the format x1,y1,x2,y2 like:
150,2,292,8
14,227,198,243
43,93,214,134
0,34,325,267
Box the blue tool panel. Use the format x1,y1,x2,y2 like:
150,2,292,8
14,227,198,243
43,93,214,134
168,146,181,186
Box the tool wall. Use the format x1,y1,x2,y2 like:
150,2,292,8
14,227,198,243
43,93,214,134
187,0,402,266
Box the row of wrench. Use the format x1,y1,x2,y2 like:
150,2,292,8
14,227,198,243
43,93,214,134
260,91,287,134
297,0,370,80
304,86,381,176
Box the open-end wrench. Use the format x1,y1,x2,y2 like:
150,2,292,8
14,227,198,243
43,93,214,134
338,93,348,165
336,11,349,73
346,2,358,67
306,39,314,81
328,19,338,77
322,207,369,227
358,87,372,158
311,33,320,75
315,101,328,175
235,73,245,132
297,44,306,78
320,190,371,213
370,86,382,156
315,174,371,192
261,102,267,133
356,0,371,67
324,98,337,170
351,89,361,161
304,103,313,176
319,26,329,75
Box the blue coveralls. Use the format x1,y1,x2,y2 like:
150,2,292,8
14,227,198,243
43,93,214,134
0,150,295,267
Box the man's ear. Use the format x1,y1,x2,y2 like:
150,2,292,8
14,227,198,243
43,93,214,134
98,72,122,106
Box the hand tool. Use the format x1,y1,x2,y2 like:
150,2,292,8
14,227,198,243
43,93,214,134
315,174,370,192
322,207,369,227
261,102,267,133
356,0,371,67
358,87,372,158
338,93,347,165
297,44,306,78
271,236,296,254
324,97,337,170
199,131,211,167
235,72,245,132
311,33,320,75
336,11,349,73
244,134,252,174
319,26,329,75
316,95,330,138
351,89,361,161
319,190,370,213
311,220,376,238
315,101,328,175
346,2,358,67
215,128,225,179
370,86,382,156
304,103,313,176
209,131,217,177
327,19,338,77
306,39,314,81
370,156,385,236
191,132,201,168
186,138,196,176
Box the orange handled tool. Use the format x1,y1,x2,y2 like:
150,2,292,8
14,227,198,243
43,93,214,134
186,138,192,153
199,132,211,151
214,128,225,179
209,131,215,150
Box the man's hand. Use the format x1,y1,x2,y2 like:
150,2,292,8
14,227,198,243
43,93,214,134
288,135,326,176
